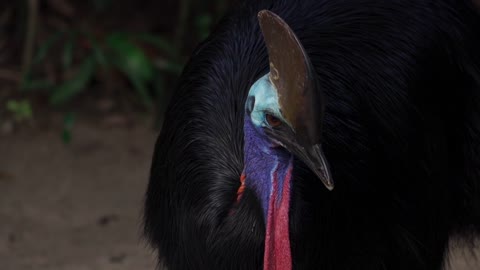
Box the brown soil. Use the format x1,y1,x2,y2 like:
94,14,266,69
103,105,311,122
0,115,158,270
0,114,478,270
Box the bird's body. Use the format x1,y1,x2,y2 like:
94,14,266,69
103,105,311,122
144,0,480,269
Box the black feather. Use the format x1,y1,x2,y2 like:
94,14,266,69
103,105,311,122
144,0,480,269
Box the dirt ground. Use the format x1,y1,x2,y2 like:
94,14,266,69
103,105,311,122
0,115,479,270
0,116,158,270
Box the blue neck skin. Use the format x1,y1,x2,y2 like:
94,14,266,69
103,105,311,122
243,115,293,220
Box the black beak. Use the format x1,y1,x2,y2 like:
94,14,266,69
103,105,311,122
266,127,334,191
303,144,334,190
291,143,334,191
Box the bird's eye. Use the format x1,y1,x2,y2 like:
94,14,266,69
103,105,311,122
265,113,282,127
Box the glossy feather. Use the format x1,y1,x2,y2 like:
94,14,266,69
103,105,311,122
144,0,480,269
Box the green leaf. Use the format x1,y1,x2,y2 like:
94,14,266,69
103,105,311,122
6,100,19,111
106,33,154,81
21,31,64,89
62,129,72,144
62,112,75,144
62,35,75,69
63,112,75,130
106,33,155,108
6,99,33,121
21,79,54,91
86,34,108,68
33,31,64,66
49,56,96,106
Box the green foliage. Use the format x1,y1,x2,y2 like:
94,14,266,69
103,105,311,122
87,34,108,68
21,0,231,108
6,99,33,122
106,33,155,107
21,79,54,91
50,56,96,106
62,34,75,69
31,31,63,66
15,0,232,140
24,31,162,108
62,112,75,144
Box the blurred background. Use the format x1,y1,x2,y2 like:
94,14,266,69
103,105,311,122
0,0,233,269
0,1,478,270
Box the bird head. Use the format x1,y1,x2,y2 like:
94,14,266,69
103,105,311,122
241,10,334,270
245,10,333,191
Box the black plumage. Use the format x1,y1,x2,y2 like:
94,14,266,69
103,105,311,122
144,0,480,269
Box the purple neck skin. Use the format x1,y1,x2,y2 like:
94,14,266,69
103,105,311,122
243,115,293,219
243,115,294,270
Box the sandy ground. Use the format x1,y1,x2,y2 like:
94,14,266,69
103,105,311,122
0,116,479,270
0,117,158,270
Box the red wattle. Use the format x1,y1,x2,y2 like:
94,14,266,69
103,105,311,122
264,168,292,270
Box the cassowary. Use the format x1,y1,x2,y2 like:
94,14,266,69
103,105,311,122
144,0,480,269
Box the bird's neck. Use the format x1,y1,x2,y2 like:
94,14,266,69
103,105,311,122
243,117,293,270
